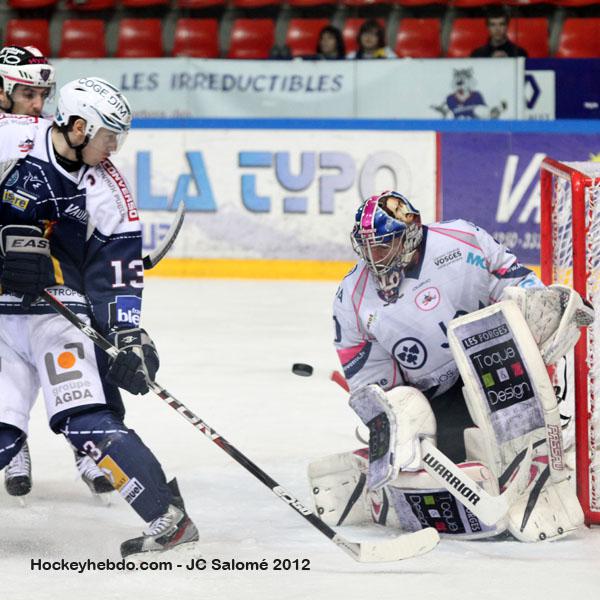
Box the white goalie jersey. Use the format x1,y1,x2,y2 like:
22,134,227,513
333,220,542,397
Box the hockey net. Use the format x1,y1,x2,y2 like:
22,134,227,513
540,158,600,526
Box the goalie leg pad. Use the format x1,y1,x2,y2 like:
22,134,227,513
385,463,506,539
309,448,504,539
505,458,584,542
349,385,436,490
308,449,371,526
449,301,583,541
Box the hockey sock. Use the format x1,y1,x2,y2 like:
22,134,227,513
59,409,173,522
0,424,26,470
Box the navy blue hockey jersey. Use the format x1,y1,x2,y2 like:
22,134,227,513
0,115,143,336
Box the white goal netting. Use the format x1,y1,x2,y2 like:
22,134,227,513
543,159,600,523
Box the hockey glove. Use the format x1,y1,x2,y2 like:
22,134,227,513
0,225,56,309
106,328,160,395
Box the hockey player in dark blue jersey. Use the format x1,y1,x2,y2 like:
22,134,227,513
0,77,198,557
0,44,114,500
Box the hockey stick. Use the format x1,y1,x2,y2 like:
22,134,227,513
293,364,531,526
41,291,439,563
142,202,186,270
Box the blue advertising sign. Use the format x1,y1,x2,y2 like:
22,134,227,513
526,59,600,120
441,132,600,264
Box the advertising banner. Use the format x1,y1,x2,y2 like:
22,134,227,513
117,129,437,261
526,59,600,120
51,58,522,120
357,58,522,120
441,133,600,265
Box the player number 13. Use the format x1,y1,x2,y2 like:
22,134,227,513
111,259,144,289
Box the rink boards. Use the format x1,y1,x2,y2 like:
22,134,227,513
121,120,600,279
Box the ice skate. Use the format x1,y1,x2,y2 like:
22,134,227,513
5,441,32,497
120,479,199,558
75,452,114,495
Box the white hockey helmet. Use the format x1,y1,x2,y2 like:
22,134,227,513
54,77,132,151
0,45,55,97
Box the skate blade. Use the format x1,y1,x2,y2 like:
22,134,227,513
125,541,202,564
18,497,27,508
92,492,113,507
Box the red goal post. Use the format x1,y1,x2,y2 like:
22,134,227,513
540,157,600,526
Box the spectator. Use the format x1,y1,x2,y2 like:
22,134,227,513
347,20,396,59
316,25,346,60
471,6,527,58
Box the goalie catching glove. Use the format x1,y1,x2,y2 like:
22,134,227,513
500,284,594,365
106,328,159,395
0,225,56,308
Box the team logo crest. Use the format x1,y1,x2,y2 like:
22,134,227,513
415,287,440,311
393,337,428,370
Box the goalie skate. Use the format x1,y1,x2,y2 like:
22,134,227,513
120,479,199,558
5,441,32,497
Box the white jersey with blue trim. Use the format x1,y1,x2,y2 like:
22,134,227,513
333,219,542,398
0,115,143,335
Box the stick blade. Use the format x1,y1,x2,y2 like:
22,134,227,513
336,527,439,563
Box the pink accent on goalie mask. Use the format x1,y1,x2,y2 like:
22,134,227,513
359,196,379,232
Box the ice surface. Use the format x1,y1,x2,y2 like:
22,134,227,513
2,279,599,600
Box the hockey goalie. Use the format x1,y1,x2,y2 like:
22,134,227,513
310,191,594,542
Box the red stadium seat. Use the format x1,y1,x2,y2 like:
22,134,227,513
231,0,282,7
508,18,548,58
345,0,392,6
394,0,447,6
5,20,50,57
452,0,500,6
288,0,335,6
506,0,548,5
121,0,168,6
395,18,441,58
227,19,275,59
60,19,106,58
446,18,488,58
556,18,600,58
286,19,330,58
177,0,225,7
65,0,116,8
8,0,58,10
117,19,163,58
173,19,219,58
552,0,599,5
8,0,57,8
343,18,386,55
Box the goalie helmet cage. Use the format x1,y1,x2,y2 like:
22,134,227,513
540,157,600,526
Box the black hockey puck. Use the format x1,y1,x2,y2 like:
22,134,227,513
292,363,314,377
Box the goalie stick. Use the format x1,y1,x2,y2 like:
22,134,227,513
142,202,186,270
293,363,531,526
41,291,439,563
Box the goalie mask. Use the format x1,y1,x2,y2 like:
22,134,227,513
352,191,422,303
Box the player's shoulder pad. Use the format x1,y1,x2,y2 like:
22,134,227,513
0,114,42,156
431,218,480,232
